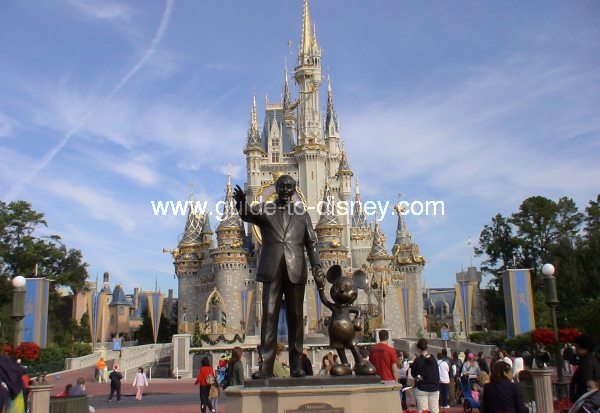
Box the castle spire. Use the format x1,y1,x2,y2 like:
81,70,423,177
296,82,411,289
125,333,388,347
179,192,204,246
394,202,411,246
352,178,368,228
283,61,291,111
300,0,317,58
246,93,261,149
325,75,338,134
216,170,245,237
368,219,390,260
337,142,352,176
317,182,340,228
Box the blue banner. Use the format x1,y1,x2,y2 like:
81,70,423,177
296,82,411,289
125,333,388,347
22,278,50,347
503,269,535,338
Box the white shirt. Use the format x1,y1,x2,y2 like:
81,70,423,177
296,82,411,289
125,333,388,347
133,372,148,387
438,359,450,384
512,357,524,377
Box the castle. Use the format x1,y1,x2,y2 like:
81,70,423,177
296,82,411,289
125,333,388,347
169,0,426,344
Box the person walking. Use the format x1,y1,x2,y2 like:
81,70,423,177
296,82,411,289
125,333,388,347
226,347,245,386
437,352,451,409
481,361,528,413
132,367,148,401
369,330,399,383
195,357,216,413
570,334,600,403
108,365,123,403
411,338,440,413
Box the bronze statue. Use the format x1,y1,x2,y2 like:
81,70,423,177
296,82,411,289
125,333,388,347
318,265,377,376
233,175,325,379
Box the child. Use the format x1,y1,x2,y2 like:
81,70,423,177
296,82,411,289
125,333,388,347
132,367,149,400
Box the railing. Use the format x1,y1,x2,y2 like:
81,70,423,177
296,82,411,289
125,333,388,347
63,350,119,371
28,360,65,376
119,344,172,378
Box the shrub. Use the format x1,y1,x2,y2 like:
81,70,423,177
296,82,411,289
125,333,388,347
37,344,65,363
68,343,93,358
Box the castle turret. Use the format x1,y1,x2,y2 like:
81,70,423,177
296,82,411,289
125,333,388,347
390,203,425,336
209,173,251,335
172,193,204,333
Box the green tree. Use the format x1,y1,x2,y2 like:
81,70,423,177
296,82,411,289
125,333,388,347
0,201,89,346
477,195,596,332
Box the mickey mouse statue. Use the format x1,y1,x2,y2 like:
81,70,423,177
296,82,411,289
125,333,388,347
317,265,377,376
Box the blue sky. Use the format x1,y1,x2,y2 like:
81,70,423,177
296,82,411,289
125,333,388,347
1,0,599,294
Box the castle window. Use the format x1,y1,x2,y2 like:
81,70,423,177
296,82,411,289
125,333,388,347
272,153,280,163
119,307,124,316
311,171,314,180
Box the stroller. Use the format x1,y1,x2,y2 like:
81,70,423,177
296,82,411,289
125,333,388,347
461,378,481,413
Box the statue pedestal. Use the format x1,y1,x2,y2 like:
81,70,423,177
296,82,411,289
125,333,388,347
226,377,402,413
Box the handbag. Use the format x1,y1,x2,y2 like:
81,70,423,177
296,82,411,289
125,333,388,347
209,383,219,400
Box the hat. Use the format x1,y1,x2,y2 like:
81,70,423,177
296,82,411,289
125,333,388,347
113,364,119,370
468,353,475,360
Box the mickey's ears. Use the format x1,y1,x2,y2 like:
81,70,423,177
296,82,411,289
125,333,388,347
326,265,343,284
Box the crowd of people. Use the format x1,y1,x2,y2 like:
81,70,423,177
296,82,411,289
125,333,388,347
363,332,600,413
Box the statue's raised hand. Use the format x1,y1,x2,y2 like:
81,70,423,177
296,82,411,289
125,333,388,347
233,184,246,205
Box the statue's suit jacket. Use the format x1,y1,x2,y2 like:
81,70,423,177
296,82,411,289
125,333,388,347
239,202,321,284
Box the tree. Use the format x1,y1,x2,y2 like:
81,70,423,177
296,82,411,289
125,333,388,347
0,201,89,347
477,195,598,332
0,201,88,292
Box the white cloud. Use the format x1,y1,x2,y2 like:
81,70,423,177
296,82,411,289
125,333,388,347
342,54,600,206
109,160,160,187
43,179,137,232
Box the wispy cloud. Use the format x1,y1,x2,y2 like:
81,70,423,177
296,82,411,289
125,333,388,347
4,0,175,201
43,178,137,232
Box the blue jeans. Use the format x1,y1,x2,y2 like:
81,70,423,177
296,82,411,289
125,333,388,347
439,382,450,407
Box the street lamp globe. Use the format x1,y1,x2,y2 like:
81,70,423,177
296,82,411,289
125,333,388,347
542,263,555,276
12,276,26,288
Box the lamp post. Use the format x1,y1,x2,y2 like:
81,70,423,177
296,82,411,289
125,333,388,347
541,263,569,400
11,276,27,348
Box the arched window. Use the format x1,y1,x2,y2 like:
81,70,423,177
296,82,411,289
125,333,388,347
205,289,226,327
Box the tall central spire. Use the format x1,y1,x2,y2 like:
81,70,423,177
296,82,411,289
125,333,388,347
294,0,322,143
301,0,313,57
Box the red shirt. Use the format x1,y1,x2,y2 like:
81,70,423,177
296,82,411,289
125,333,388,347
195,366,216,386
369,342,398,381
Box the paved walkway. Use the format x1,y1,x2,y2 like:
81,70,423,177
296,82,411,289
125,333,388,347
45,368,467,412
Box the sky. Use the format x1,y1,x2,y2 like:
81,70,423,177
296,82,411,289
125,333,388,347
1,0,599,295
